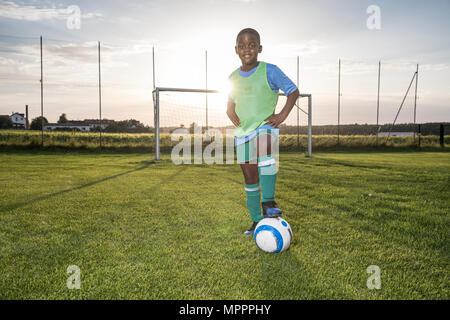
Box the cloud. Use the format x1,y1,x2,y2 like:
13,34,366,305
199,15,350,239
0,1,102,21
267,40,326,58
304,59,450,75
0,39,158,86
0,39,152,63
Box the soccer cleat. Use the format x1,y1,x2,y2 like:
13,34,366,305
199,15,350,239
262,201,282,218
243,222,258,235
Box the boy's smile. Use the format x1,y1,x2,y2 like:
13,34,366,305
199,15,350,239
235,33,262,72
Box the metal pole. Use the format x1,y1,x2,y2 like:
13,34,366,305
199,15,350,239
40,35,44,146
337,59,341,145
152,47,157,159
98,41,102,148
413,64,418,124
308,95,312,158
418,123,421,147
376,60,381,145
155,88,160,160
297,56,300,150
152,46,156,90
205,50,208,132
413,64,419,144
386,71,417,143
25,105,29,130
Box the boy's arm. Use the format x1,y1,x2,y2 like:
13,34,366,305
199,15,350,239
265,89,299,128
226,100,240,127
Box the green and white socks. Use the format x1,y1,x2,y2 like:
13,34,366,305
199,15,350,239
245,183,263,223
244,154,277,222
258,154,277,203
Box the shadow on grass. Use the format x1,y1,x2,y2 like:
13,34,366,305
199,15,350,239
147,165,189,195
2,162,155,213
0,145,154,154
2,145,448,156
255,225,339,299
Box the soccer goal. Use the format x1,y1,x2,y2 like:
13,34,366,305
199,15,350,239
152,87,312,160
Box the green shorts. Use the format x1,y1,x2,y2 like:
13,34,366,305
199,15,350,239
235,124,279,163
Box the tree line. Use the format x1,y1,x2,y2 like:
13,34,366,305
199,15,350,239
1,114,448,135
0,113,154,133
275,122,449,136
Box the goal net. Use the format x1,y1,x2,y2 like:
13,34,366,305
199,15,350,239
153,87,312,160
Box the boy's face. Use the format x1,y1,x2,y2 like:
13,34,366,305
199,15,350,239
235,33,262,68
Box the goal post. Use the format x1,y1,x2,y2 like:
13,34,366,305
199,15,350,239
152,87,312,160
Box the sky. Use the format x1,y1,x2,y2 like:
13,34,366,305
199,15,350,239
0,0,449,127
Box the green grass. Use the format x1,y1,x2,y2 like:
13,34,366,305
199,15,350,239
0,150,448,299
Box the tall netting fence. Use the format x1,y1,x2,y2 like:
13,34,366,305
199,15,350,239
0,33,448,151
0,35,155,148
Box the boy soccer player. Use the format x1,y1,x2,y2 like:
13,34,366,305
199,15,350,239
227,28,299,235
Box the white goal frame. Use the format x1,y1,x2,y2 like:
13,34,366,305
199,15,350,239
152,87,312,160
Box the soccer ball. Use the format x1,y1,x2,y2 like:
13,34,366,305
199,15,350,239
254,217,293,253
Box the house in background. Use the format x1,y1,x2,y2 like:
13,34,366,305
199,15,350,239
44,121,92,132
378,132,414,137
10,112,26,128
44,119,116,132
83,119,115,130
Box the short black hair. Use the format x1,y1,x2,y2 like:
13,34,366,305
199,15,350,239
236,28,260,45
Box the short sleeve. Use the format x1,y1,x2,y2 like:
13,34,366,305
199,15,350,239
266,64,298,96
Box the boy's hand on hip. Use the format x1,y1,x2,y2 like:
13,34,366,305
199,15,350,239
265,112,287,128
227,104,241,127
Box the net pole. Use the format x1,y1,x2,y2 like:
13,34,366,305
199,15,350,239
376,60,381,145
413,64,419,144
152,46,155,90
205,50,208,132
98,41,102,148
337,59,341,145
155,88,160,160
40,35,44,147
308,95,312,158
296,56,300,150
385,70,417,143
152,47,157,160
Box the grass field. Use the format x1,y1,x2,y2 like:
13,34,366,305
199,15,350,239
0,150,448,299
1,130,449,150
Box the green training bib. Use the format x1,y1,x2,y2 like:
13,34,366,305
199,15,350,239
230,61,279,137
